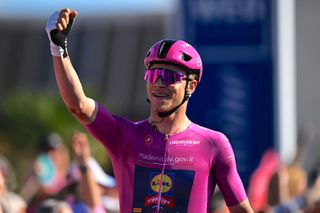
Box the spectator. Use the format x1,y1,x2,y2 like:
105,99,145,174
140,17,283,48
55,131,118,213
67,155,119,213
0,155,27,213
19,132,70,212
247,149,283,212
269,176,320,213
35,198,72,213
287,164,308,199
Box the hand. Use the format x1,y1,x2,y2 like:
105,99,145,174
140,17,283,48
45,8,77,57
71,132,91,165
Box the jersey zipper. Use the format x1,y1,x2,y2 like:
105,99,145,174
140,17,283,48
155,134,170,212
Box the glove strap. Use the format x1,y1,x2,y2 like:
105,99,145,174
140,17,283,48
50,42,65,57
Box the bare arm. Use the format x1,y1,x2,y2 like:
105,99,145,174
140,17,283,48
53,55,96,124
72,132,103,210
46,8,96,124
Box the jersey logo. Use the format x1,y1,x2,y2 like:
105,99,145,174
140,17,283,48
149,173,174,195
133,166,195,212
145,173,175,208
169,140,200,146
145,135,153,145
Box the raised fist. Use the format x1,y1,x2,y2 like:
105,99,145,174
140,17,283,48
45,8,77,57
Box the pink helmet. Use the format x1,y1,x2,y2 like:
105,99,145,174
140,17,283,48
144,39,203,82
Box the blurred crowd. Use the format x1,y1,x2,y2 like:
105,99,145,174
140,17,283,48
1,129,320,213
0,131,119,213
211,127,320,213
210,149,320,213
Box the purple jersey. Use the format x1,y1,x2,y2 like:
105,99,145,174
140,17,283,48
84,103,247,213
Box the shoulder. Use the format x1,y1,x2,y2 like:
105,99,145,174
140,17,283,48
190,123,234,162
190,122,230,145
89,102,141,128
84,102,147,141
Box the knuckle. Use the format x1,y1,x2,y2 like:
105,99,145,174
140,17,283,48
60,8,70,13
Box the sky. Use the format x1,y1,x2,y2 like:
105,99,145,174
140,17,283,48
0,0,177,19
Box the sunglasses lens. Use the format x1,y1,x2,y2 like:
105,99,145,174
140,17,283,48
144,69,158,83
144,69,185,85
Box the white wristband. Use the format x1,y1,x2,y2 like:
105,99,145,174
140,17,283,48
50,42,64,57
46,11,67,57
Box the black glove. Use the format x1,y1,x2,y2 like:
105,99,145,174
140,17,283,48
45,11,75,57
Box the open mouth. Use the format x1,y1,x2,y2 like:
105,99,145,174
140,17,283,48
152,93,169,99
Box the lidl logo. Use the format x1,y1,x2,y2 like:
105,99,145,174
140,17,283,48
133,166,194,211
150,174,173,194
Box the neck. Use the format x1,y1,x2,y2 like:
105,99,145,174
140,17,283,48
148,111,190,135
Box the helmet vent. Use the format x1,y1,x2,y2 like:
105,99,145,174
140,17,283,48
181,53,192,62
158,40,176,59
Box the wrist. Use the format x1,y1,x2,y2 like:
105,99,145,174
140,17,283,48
79,164,88,174
50,42,65,57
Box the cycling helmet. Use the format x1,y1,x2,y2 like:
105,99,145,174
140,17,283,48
144,39,203,82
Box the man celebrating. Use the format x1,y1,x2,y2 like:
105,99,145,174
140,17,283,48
46,8,253,213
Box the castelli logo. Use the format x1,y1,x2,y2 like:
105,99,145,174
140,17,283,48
145,135,153,145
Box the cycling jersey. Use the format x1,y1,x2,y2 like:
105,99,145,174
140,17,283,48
84,103,247,213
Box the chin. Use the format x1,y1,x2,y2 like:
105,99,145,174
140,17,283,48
155,106,169,112
151,97,168,105
152,104,169,113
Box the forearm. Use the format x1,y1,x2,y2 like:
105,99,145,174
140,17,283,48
46,9,96,123
78,165,103,210
53,56,96,123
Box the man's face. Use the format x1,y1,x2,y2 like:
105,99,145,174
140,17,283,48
146,64,190,114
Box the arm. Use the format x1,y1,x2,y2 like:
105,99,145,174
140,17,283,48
213,134,254,213
72,132,105,211
53,55,96,124
46,8,96,124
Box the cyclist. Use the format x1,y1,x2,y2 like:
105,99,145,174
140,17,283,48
46,8,253,213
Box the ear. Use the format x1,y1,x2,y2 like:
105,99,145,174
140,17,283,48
187,79,198,96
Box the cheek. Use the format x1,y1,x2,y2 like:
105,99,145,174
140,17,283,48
173,84,185,95
146,85,152,96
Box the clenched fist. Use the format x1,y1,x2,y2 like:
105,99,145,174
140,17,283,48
45,8,78,57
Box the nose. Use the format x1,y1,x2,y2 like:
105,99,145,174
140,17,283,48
155,76,165,86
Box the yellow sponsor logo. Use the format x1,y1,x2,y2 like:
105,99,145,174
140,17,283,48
150,174,172,193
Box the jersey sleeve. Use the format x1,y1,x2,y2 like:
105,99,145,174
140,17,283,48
83,102,123,156
212,133,248,206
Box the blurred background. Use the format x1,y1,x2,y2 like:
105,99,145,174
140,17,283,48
0,0,320,211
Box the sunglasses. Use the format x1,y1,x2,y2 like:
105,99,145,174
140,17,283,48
144,68,188,86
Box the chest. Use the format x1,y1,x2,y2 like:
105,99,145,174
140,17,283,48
129,133,214,172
